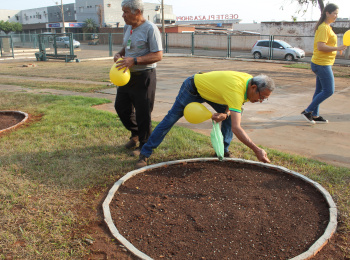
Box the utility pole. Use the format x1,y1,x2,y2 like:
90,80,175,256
161,0,165,48
61,0,66,33
97,5,103,28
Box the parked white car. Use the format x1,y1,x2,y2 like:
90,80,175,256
55,37,80,48
251,39,305,61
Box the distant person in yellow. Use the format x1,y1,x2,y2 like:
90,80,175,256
301,3,347,124
135,71,275,168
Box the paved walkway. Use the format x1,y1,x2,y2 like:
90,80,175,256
1,56,349,168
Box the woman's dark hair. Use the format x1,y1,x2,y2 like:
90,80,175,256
315,3,338,32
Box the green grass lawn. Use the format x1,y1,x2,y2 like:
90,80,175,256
0,91,349,259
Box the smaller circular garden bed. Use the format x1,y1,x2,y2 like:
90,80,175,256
0,111,28,134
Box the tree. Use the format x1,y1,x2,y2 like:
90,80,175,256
82,18,98,33
294,0,324,13
0,20,22,34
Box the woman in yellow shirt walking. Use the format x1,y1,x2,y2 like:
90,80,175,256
301,3,347,124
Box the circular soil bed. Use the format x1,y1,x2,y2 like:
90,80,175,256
104,159,336,260
0,111,28,133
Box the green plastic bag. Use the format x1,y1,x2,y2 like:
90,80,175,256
210,120,224,160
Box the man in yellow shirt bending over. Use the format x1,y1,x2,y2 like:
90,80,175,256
135,71,275,168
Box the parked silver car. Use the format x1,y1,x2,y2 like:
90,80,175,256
55,37,80,48
251,39,305,61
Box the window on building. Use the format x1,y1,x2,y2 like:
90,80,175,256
79,6,84,13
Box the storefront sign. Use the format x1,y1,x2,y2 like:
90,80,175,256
47,23,61,28
68,23,84,28
46,22,84,28
176,14,239,21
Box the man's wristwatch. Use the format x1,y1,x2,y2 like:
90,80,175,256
133,57,138,65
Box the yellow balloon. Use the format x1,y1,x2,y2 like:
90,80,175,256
343,30,350,46
109,59,131,86
184,102,212,124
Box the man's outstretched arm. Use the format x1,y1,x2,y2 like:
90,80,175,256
230,111,270,163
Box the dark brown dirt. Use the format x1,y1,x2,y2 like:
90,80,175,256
109,161,332,260
0,111,25,131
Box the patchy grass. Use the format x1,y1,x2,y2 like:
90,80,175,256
0,92,349,259
0,77,110,92
0,60,118,92
0,60,113,82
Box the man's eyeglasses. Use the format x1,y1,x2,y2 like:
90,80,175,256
257,88,268,102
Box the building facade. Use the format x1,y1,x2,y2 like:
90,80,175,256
75,0,175,28
0,0,176,34
0,9,20,23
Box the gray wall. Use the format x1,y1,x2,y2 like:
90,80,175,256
47,3,76,23
166,32,348,55
76,0,104,25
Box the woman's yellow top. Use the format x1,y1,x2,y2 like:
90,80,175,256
311,22,337,66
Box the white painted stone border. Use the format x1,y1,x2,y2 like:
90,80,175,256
103,158,337,260
0,111,29,134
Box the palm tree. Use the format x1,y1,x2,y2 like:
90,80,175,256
83,18,98,34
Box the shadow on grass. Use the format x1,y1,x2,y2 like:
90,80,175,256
0,145,141,189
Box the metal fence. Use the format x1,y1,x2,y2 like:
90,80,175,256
4,32,350,65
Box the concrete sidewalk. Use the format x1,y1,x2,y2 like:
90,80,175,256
1,56,349,168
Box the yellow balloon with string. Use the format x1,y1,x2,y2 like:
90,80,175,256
184,102,212,124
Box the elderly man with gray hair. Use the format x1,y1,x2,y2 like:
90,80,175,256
135,71,275,168
114,0,163,156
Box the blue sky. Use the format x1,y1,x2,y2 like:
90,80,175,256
3,0,350,23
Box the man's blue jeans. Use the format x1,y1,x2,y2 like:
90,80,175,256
306,62,335,117
140,75,233,158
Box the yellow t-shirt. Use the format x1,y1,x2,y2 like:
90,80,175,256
311,22,337,66
194,71,252,113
